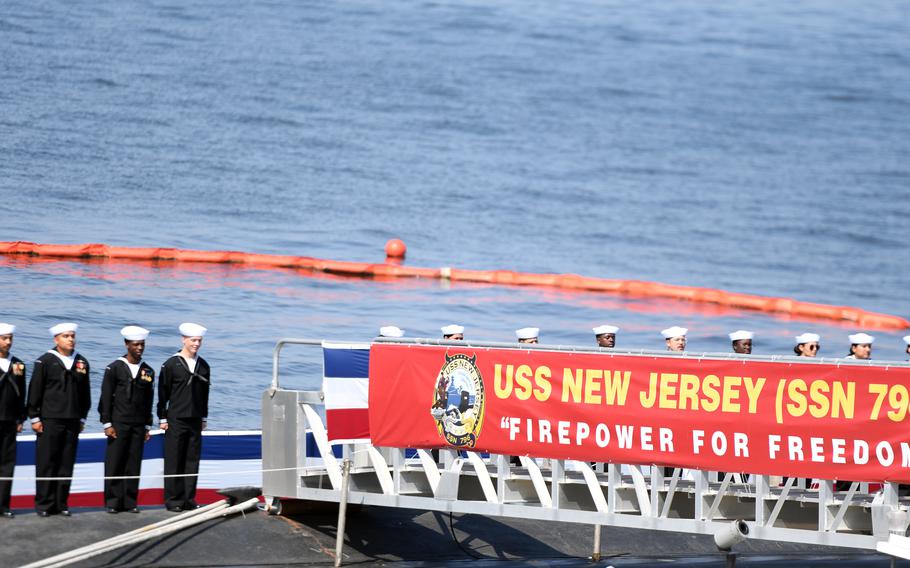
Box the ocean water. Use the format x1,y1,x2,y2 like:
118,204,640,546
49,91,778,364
1,0,909,431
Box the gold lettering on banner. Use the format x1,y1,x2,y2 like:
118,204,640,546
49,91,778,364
494,364,513,399
776,378,856,422
494,363,552,401
639,373,657,408
533,366,552,402
561,368,631,406
702,375,720,412
492,357,865,423
514,365,534,401
639,372,765,414
868,383,906,422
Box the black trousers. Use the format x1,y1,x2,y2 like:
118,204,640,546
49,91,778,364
104,422,147,510
0,421,18,512
35,418,80,513
164,418,202,509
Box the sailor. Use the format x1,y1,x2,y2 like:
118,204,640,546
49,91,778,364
593,325,618,348
0,323,26,518
661,326,687,352
724,330,753,483
845,333,874,360
441,325,464,341
657,326,686,476
157,323,210,512
378,326,404,338
835,333,874,491
28,322,91,517
99,326,155,514
516,327,539,344
793,333,820,357
783,332,821,493
728,330,753,354
905,335,910,360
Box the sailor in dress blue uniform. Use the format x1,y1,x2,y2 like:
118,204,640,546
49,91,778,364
441,324,464,341
516,327,539,344
27,322,91,517
0,323,26,518
378,326,404,338
662,326,687,352
844,332,874,360
793,332,821,357
157,323,210,512
593,325,618,348
99,326,155,513
729,330,754,354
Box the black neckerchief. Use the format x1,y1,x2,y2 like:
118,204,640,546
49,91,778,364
0,361,19,397
117,357,142,402
175,355,208,387
47,350,79,391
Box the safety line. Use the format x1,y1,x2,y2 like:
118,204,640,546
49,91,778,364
0,452,421,482
1,465,321,482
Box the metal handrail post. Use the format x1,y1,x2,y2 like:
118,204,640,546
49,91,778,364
271,338,324,393
592,525,602,562
335,459,353,568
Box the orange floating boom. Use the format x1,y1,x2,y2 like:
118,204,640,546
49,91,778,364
1,240,906,330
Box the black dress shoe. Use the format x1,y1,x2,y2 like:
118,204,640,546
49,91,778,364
127,508,140,513
36,511,50,518
60,510,71,517
106,508,118,514
166,506,183,513
1,511,14,518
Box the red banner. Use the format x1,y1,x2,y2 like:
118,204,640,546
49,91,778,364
368,343,910,482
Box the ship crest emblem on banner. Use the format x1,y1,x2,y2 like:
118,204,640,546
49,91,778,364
430,353,485,448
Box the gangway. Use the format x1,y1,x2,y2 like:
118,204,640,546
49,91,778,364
261,338,910,561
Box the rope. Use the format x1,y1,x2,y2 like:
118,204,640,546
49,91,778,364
0,452,423,482
0,464,312,482
448,511,488,560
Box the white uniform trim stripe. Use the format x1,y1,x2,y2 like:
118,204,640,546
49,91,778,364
197,459,262,488
323,378,369,409
321,341,371,350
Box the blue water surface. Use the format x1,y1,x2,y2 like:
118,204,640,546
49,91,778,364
1,0,908,430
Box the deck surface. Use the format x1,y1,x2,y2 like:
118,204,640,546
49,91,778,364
0,502,904,567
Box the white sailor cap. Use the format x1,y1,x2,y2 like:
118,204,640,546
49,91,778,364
848,332,874,345
49,322,78,337
728,330,754,341
794,333,820,344
121,325,150,341
178,322,207,337
379,326,404,338
661,326,687,339
0,323,15,336
904,335,910,345
441,324,464,336
515,327,539,340
592,325,619,335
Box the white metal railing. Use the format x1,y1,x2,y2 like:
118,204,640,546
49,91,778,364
262,338,910,561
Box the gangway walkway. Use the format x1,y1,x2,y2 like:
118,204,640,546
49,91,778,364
261,338,910,561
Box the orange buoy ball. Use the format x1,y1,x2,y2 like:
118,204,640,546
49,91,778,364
385,239,407,259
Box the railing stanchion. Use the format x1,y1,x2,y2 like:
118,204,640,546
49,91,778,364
592,524,602,562
265,337,908,558
335,459,352,568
